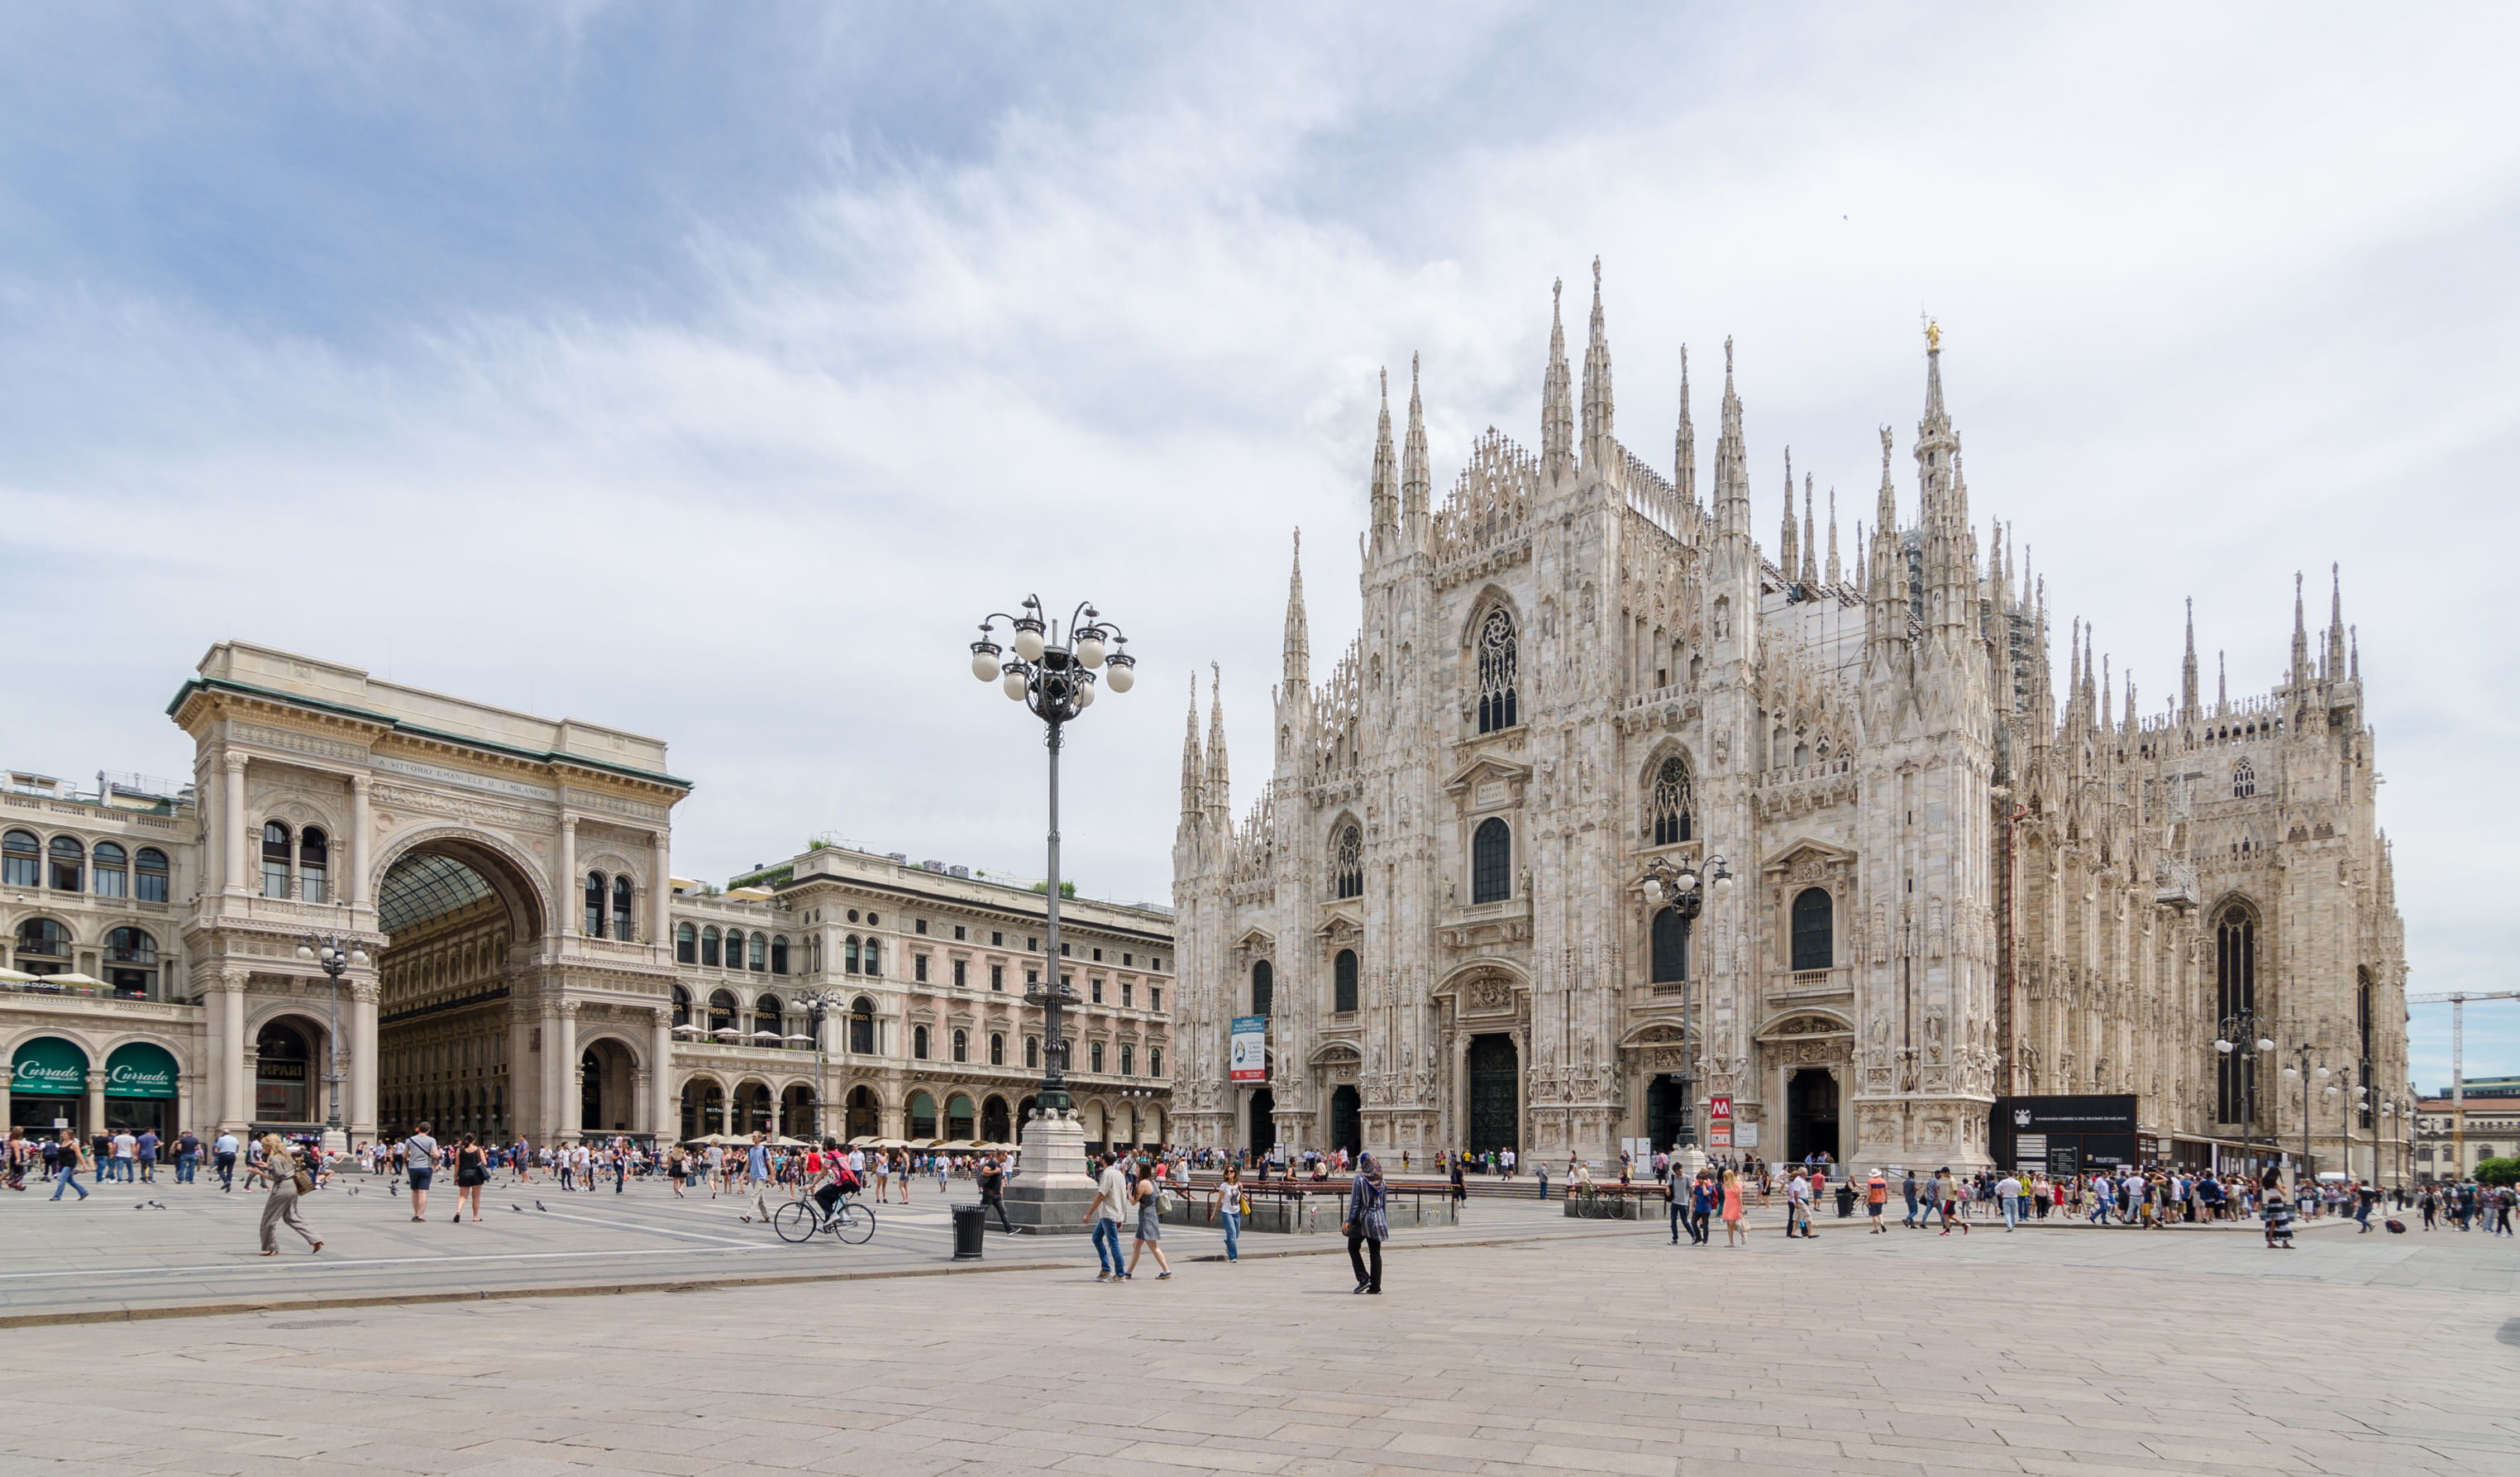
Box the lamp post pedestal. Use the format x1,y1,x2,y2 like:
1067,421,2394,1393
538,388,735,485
1000,1107,1100,1235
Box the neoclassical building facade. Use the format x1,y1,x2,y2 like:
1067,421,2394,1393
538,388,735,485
1171,268,2409,1178
2,641,1172,1150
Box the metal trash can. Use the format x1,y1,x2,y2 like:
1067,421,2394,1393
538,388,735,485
951,1202,987,1260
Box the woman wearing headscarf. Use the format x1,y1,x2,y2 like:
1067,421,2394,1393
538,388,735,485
246,1134,323,1255
1344,1151,1388,1294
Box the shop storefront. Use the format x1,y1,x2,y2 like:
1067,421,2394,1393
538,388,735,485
1991,1094,2141,1176
10,1036,89,1136
103,1041,179,1136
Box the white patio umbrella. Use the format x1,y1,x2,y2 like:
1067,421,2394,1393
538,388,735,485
783,1033,815,1044
671,1023,704,1035
750,1030,783,1042
711,1027,742,1040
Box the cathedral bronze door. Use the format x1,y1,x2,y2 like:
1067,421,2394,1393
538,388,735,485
1785,1067,1839,1166
1467,1034,1519,1155
1330,1085,1361,1156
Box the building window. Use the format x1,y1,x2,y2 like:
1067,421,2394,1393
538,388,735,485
1025,1035,1040,1068
92,841,128,899
1789,888,1833,971
2233,760,2255,799
1150,986,1162,1012
14,917,69,970
914,1025,931,1060
1149,1047,1162,1077
992,931,1004,946
1120,1044,1134,1076
1477,607,1519,733
914,954,929,983
1252,959,1272,1016
866,913,878,927
671,985,691,1026
676,923,697,964
1471,818,1511,904
584,872,605,935
2,830,37,888
1060,943,1070,957
1122,953,1132,967
1091,977,1103,1003
1651,906,1689,983
916,919,928,934
955,925,966,941
1649,755,1693,845
771,935,790,974
1028,936,1038,951
2215,904,2258,1122
609,875,632,939
135,847,169,903
989,1032,1005,1066
952,958,966,988
1121,982,1133,1009
1334,823,1363,899
259,824,288,897
990,963,1005,992
863,940,881,977
1091,1041,1105,1073
1092,948,1102,962
952,1030,967,1064
848,997,875,1054
702,926,722,968
747,933,766,971
1334,949,1359,1012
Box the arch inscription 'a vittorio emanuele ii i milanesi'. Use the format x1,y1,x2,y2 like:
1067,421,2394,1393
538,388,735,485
167,640,691,1145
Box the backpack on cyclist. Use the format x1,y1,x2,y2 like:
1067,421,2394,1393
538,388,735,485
833,1165,861,1195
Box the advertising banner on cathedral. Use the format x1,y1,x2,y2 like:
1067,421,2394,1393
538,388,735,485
1229,1016,1267,1082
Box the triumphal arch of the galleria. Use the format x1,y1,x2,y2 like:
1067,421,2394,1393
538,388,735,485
174,641,687,1145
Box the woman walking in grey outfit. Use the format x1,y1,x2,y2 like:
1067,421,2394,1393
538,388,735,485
246,1135,323,1255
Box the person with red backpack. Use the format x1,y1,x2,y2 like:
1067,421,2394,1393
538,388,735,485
811,1139,860,1225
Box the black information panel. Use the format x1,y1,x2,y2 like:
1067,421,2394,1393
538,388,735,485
1993,1095,2139,1173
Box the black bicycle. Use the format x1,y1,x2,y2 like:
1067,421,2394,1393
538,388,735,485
771,1194,875,1245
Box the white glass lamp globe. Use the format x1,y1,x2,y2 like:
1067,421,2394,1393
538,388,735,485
1676,872,1697,895
2316,1065,2330,1079
2215,1040,2234,1054
1001,668,1029,701
2284,1065,2300,1078
1074,679,1096,709
1013,624,1047,662
2255,1038,2274,1053
351,949,369,966
295,944,315,961
971,646,1000,681
1077,635,1106,668
1105,657,1135,693
1712,873,1734,898
1641,878,1663,905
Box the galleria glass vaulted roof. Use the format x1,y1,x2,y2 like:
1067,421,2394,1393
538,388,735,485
378,852,494,934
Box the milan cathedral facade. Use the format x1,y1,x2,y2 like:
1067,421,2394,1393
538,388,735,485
1170,265,2409,1178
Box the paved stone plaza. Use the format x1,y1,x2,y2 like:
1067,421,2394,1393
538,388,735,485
0,1183,2511,1476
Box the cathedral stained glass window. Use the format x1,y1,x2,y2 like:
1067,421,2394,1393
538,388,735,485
1649,755,1692,845
1334,824,1363,899
1477,608,1518,734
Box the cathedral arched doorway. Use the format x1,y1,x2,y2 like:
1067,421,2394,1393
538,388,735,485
1786,1068,1839,1167
1329,1085,1361,1157
1466,1034,1519,1155
1646,1074,1689,1154
1248,1087,1277,1158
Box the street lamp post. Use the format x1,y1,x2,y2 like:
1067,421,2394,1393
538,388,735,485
803,987,847,1142
1635,852,1732,1172
2212,1012,2275,1176
294,933,367,1150
2281,1042,2324,1183
967,595,1134,1232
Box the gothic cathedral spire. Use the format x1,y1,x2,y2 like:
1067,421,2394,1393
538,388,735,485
1401,355,1430,552
1282,530,1309,691
1673,346,1697,508
1368,368,1398,560
1540,279,1574,485
1580,257,1615,479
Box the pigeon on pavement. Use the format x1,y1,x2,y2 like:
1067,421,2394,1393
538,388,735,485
536,1201,548,1212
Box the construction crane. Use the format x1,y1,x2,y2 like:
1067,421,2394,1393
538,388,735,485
2408,989,2520,1173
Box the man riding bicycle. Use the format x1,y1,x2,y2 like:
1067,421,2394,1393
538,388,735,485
811,1137,860,1224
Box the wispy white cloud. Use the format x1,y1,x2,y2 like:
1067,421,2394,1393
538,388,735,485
2,4,2515,1073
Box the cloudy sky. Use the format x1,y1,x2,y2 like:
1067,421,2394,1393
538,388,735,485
4,6,2514,1086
